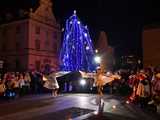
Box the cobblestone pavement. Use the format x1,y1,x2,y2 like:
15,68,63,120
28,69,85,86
0,94,159,120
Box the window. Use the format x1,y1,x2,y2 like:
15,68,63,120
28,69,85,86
35,61,41,71
35,39,40,50
35,26,40,34
45,31,49,46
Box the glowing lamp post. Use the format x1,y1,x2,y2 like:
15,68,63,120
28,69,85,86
94,56,101,64
79,79,86,86
95,49,98,53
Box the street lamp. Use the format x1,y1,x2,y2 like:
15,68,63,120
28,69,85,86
94,56,101,64
95,49,98,53
80,79,86,86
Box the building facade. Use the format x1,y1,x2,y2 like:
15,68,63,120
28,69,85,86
120,55,140,70
95,31,115,71
0,0,61,71
143,27,160,67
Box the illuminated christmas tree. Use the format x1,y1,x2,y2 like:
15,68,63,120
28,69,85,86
60,11,95,72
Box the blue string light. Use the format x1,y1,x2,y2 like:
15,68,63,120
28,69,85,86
60,11,95,72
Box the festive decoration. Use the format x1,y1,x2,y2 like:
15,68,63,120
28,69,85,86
60,11,95,72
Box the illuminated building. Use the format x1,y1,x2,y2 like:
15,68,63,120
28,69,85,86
0,0,61,71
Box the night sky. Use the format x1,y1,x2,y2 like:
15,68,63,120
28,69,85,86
0,0,160,58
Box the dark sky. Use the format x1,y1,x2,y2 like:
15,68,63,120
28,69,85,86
0,0,160,58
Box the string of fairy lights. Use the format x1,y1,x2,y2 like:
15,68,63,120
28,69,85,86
60,10,96,72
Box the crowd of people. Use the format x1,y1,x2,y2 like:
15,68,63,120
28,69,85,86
127,67,160,112
94,66,160,112
0,71,45,99
0,66,160,112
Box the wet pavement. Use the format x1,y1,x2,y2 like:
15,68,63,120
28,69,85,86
0,94,159,120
